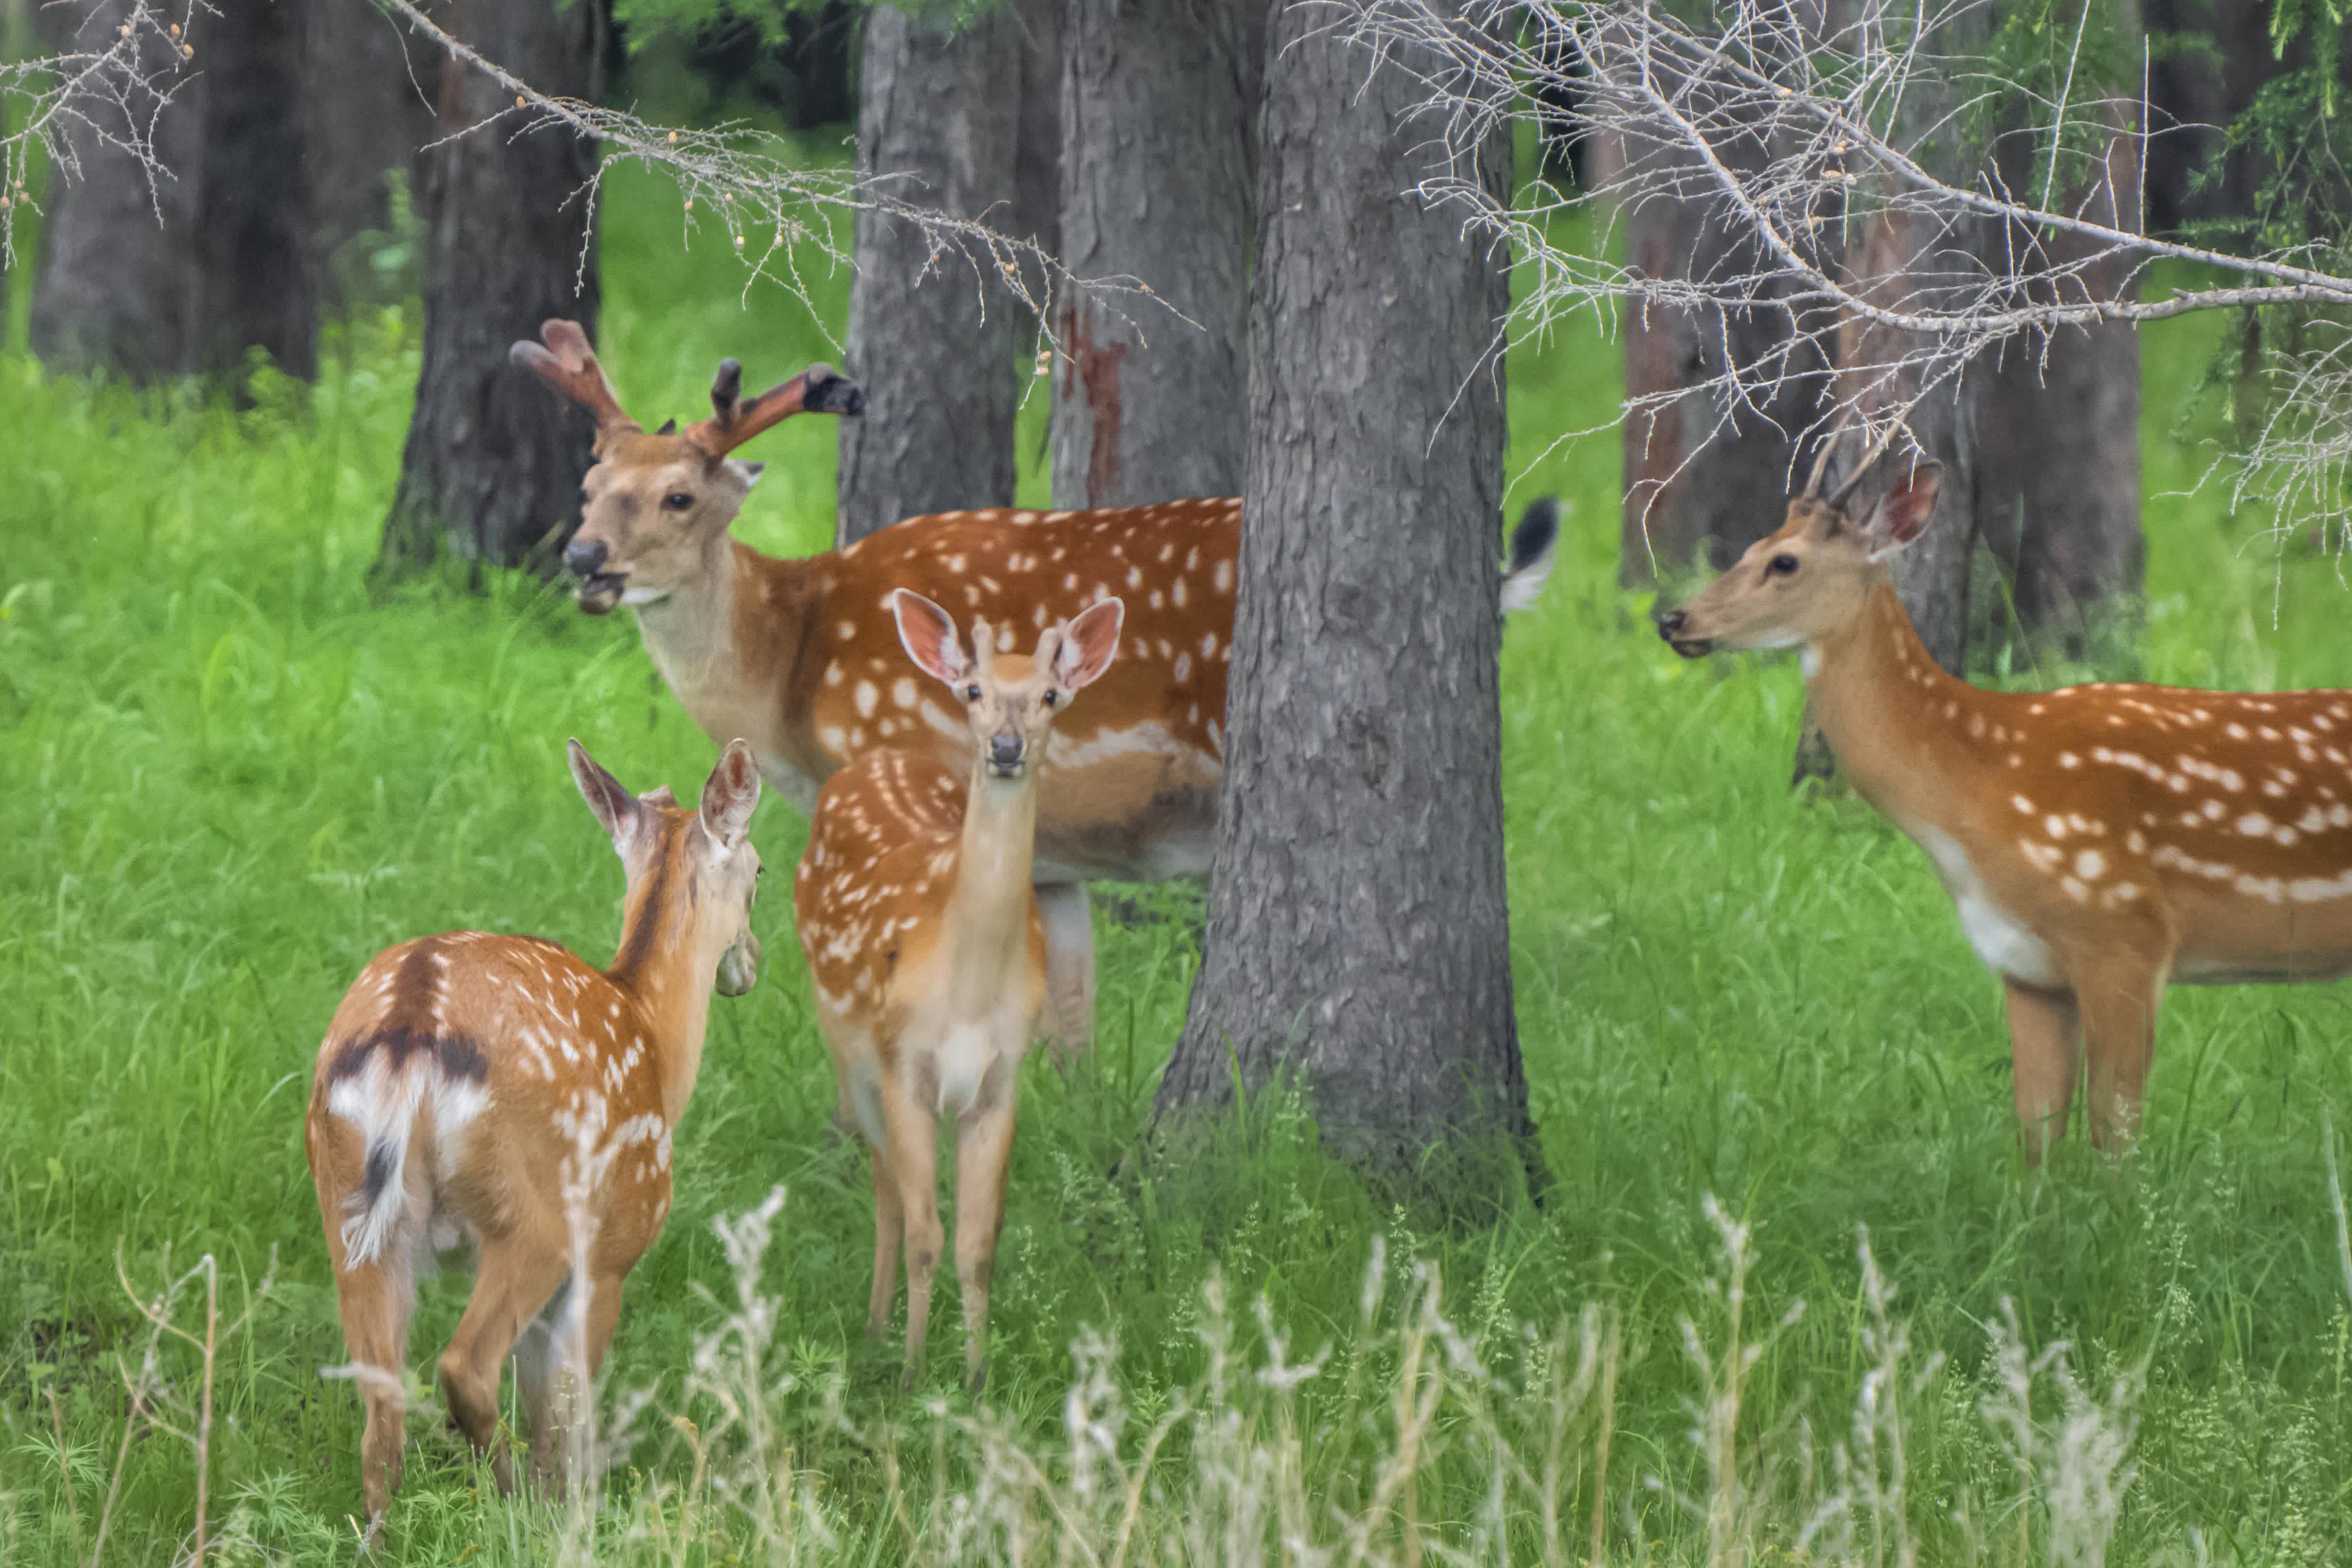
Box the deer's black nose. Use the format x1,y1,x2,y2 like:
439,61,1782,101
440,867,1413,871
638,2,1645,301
1654,608,1687,641
563,537,609,577
989,734,1023,770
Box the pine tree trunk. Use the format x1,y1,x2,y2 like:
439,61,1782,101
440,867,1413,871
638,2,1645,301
29,0,203,380
377,0,605,580
1048,0,1258,509
1153,3,1535,1193
1974,83,2144,659
304,0,435,311
193,0,314,380
1615,97,1834,585
834,6,1025,546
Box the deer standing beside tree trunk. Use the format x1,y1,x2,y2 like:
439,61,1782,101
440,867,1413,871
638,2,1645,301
796,590,1124,1392
512,320,1560,1053
1656,448,2352,1156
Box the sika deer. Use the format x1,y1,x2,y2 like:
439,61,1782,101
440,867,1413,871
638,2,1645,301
512,318,1558,1053
1656,447,2352,1154
304,739,763,1534
794,590,1124,1392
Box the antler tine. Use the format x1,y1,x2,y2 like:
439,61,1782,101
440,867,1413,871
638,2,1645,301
1800,431,1840,499
683,359,863,459
1826,420,1906,512
508,319,640,444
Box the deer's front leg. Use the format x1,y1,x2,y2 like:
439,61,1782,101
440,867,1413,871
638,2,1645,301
1034,881,1096,1060
953,1082,1019,1395
2003,978,2082,1164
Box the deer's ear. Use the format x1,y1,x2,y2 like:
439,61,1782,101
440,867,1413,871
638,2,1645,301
700,739,762,848
892,590,971,685
1055,597,1125,691
568,739,639,845
726,459,766,489
1862,461,1942,558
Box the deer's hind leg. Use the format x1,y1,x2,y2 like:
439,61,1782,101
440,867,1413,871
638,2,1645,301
1035,882,1096,1060
438,1233,569,1495
2075,950,2168,1153
311,1117,417,1535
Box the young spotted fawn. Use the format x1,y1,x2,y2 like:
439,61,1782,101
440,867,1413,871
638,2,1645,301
794,589,1123,1391
305,739,762,1534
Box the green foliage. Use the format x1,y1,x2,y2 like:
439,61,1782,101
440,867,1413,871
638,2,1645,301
610,0,996,51
3,160,2352,1561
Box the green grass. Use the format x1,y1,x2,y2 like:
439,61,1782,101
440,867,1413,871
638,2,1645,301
5,158,2352,1564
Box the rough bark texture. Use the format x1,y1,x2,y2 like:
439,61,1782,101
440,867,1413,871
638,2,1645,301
1618,167,1834,583
29,0,204,380
1010,0,1063,256
1048,0,1259,509
304,0,436,310
194,0,315,379
1155,4,1534,1190
1974,121,2145,657
378,0,604,578
835,6,1025,546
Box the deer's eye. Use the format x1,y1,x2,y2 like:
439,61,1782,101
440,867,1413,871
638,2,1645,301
1041,689,1059,708
964,684,982,702
1768,554,1800,577
662,491,695,511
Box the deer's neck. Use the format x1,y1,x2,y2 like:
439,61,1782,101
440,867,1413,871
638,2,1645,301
633,538,750,695
604,868,724,1126
1803,579,1997,837
940,761,1040,1012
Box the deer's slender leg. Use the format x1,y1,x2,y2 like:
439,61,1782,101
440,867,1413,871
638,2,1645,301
2004,978,2082,1164
527,1269,629,1495
437,1235,569,1494
330,1248,416,1532
1034,881,1096,1059
954,1084,1019,1394
2077,954,2166,1153
884,1084,943,1389
866,1135,905,1339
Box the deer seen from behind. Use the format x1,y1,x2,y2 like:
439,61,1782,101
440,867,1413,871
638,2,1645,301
304,738,764,1537
1655,446,2352,1155
795,589,1124,1393
513,318,1558,1055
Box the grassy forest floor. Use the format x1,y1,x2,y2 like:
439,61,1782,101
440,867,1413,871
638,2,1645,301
6,144,2352,1564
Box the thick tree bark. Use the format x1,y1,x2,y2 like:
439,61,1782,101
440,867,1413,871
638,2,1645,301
29,0,203,380
1616,130,1834,583
1011,0,1062,257
194,0,314,379
1154,4,1534,1191
1974,120,2144,658
377,0,604,579
834,6,1025,546
304,0,435,310
1048,0,1259,509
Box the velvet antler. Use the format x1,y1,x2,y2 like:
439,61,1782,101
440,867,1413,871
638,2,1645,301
509,320,640,449
683,358,865,459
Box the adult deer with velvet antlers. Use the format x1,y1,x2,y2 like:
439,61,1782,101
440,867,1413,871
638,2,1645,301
305,738,763,1536
797,590,1124,1392
1656,444,2352,1155
513,319,1559,1051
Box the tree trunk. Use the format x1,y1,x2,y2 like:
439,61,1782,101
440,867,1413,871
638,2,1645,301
1793,10,1987,784
783,2,856,129
834,6,1025,546
1613,68,1835,586
1011,0,1062,257
377,0,605,580
304,0,436,311
194,0,314,379
1048,0,1259,509
2143,0,2278,236
1974,117,2144,661
29,0,203,380
1154,3,1534,1193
